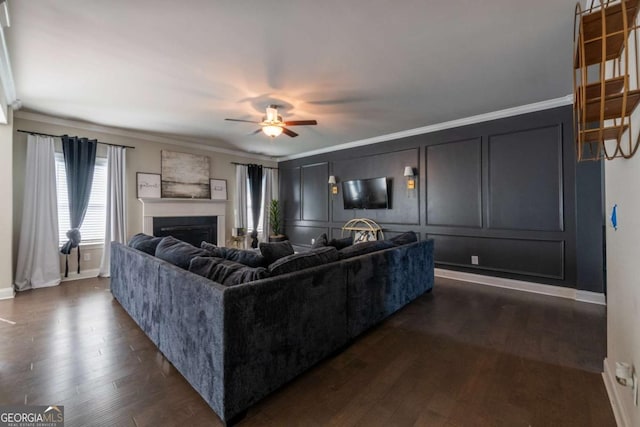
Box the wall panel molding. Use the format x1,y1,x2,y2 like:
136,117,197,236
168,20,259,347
428,234,565,280
281,167,301,221
301,162,329,222
426,138,482,228
487,124,564,232
280,105,602,291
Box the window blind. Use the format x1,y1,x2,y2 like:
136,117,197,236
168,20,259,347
55,153,107,246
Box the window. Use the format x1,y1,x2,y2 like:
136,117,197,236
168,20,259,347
246,183,264,234
55,153,107,246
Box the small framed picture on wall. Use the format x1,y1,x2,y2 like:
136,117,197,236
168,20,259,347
137,173,161,199
210,179,227,200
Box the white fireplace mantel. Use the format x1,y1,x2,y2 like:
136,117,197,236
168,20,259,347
139,198,226,246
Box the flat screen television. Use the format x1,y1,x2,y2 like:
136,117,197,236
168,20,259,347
342,177,389,209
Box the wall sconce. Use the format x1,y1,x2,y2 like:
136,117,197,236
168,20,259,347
403,167,416,190
328,175,338,195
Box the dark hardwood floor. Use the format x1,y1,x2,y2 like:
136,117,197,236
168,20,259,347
0,277,614,426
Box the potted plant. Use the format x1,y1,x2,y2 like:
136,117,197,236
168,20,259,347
268,199,287,242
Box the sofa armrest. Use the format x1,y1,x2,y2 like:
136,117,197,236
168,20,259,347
155,262,228,418
110,242,165,342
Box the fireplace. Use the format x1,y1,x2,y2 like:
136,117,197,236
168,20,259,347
138,198,226,246
153,216,217,247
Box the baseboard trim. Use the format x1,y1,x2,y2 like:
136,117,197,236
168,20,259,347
61,268,100,282
575,290,607,305
0,286,15,300
434,268,606,305
603,357,630,427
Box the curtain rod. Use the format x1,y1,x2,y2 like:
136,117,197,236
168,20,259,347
231,161,278,170
17,130,135,150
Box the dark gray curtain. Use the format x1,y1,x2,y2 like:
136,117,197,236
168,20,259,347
247,164,263,248
60,135,98,276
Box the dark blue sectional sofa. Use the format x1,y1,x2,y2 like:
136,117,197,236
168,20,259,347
110,238,434,425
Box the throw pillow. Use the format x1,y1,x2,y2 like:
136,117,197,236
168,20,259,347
127,233,163,255
268,246,339,276
389,231,418,246
155,236,209,270
311,233,328,249
201,241,267,268
338,240,395,260
328,236,353,250
189,256,269,286
259,240,294,264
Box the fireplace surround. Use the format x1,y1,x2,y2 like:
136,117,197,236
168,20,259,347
139,198,226,246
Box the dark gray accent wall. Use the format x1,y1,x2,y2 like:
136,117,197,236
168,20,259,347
279,106,605,292
302,163,329,222
331,149,420,225
487,126,564,232
280,167,301,220
427,139,482,228
576,160,605,292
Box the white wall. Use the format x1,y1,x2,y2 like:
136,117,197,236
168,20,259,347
0,108,12,298
12,113,276,280
601,7,640,426
605,154,640,426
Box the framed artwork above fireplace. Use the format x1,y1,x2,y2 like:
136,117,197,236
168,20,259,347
161,150,210,199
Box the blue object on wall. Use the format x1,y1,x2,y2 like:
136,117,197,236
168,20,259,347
611,204,618,230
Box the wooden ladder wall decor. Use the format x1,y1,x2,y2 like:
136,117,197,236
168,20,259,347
574,0,640,160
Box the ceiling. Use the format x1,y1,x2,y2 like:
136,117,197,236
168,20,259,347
7,0,576,158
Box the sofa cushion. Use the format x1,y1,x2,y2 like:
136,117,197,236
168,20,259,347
189,256,269,286
311,233,328,249
389,231,418,246
268,246,339,276
201,242,267,268
338,240,395,260
127,233,163,255
259,240,294,264
155,236,209,269
328,236,353,250
188,255,225,278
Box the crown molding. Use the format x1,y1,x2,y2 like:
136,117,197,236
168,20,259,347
279,94,574,161
0,1,15,105
15,94,573,163
14,110,277,162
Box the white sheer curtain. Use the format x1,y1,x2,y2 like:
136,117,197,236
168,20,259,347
234,165,248,235
260,168,278,242
15,135,61,291
99,146,127,277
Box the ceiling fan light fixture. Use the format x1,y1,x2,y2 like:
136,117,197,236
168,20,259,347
266,106,280,122
263,125,283,138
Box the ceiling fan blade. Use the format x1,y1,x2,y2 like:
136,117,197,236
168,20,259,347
251,129,263,135
284,120,318,126
225,118,260,124
282,127,299,137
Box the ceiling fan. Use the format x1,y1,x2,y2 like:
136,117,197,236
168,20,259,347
225,105,317,138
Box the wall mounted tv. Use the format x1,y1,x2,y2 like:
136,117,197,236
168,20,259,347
342,177,390,209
